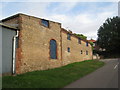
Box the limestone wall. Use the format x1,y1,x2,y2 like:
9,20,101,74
2,13,93,74
61,30,93,65
19,14,62,73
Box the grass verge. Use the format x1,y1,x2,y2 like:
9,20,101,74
2,60,104,88
0,76,2,89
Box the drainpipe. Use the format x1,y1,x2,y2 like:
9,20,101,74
12,30,19,75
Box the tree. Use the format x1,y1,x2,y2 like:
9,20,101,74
74,33,87,40
89,41,94,46
97,16,120,54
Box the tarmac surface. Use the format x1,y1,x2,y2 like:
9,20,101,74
64,58,119,88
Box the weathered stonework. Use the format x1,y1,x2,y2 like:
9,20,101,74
19,14,62,73
2,13,93,74
61,29,92,65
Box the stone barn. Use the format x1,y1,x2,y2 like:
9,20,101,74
0,13,93,75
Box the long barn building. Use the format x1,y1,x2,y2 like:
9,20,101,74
0,13,93,75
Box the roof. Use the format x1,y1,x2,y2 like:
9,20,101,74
1,14,20,22
88,39,96,43
1,13,61,25
61,28,89,44
0,23,17,30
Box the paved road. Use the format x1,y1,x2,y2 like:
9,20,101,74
64,58,119,88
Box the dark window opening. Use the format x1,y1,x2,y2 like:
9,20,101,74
78,38,81,44
41,19,49,27
50,40,57,59
67,33,71,40
68,47,70,52
81,50,83,54
86,42,89,46
86,51,88,55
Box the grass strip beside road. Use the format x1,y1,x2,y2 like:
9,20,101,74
0,76,2,89
2,60,104,88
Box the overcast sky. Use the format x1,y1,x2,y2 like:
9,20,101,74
1,0,119,40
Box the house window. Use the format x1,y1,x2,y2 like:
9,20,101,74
50,39,57,59
78,38,81,44
81,50,83,54
86,42,89,47
86,51,88,55
67,33,71,40
67,47,70,52
41,19,49,27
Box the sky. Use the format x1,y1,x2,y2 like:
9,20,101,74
0,0,119,40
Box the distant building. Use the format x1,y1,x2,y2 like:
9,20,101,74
88,39,101,59
88,39,105,52
1,13,93,75
88,39,96,47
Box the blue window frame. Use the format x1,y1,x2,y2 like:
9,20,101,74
41,19,49,27
67,47,70,52
86,42,89,46
50,40,57,59
67,33,71,40
78,38,81,44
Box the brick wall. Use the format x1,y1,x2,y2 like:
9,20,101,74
2,13,93,74
19,14,62,73
61,30,93,65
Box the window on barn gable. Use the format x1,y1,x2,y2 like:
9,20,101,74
86,42,89,47
67,47,70,52
67,33,71,40
41,19,49,27
78,38,81,44
50,39,57,59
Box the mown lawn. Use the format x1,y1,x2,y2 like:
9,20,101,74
2,60,104,88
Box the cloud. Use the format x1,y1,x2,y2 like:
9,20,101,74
0,3,2,18
45,2,117,40
1,0,120,2
46,11,116,39
1,2,118,40
50,2,78,13
16,2,50,18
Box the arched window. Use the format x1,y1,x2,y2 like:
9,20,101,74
50,39,57,59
